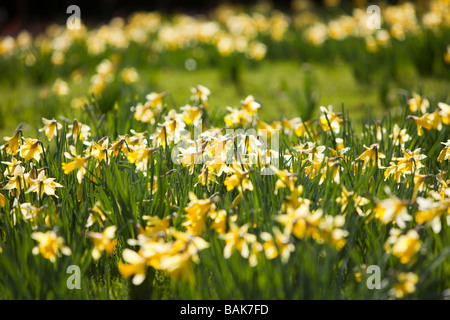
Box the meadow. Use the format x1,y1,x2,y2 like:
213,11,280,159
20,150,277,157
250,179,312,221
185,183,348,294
0,0,449,299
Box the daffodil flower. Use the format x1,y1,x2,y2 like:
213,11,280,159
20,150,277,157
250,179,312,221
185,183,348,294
208,209,227,234
356,144,385,168
66,119,91,142
408,93,429,113
390,124,410,148
437,140,450,162
415,193,447,233
191,85,210,107
39,118,62,141
85,137,111,165
145,91,166,110
221,223,257,260
224,107,252,127
26,171,63,200
384,229,421,264
118,249,148,285
384,149,426,182
409,110,442,136
260,227,295,264
181,105,202,125
374,196,411,228
19,138,44,162
390,272,418,299
319,105,343,134
85,201,108,228
132,102,155,124
182,192,216,236
438,102,450,125
3,130,22,155
240,95,260,116
2,157,22,177
87,225,118,261
335,186,370,216
31,230,71,263
62,145,91,184
224,162,253,192
3,165,26,196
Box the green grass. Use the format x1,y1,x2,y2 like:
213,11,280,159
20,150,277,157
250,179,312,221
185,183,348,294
1,59,448,138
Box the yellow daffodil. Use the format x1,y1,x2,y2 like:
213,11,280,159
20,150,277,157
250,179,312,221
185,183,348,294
224,106,252,127
293,120,315,139
182,192,216,235
159,230,209,282
408,93,429,113
86,201,108,228
66,119,91,142
118,248,148,285
221,222,258,260
132,102,155,124
410,174,429,202
356,144,385,168
20,202,39,221
335,186,370,216
240,95,260,116
39,118,62,141
177,145,203,174
190,85,210,108
390,124,410,148
438,102,450,125
62,145,91,184
19,138,44,162
121,67,139,84
273,167,297,194
127,146,157,174
281,117,302,136
276,203,348,249
224,162,253,192
26,170,63,200
438,140,450,162
3,165,25,196
384,229,421,264
87,225,118,261
2,157,22,177
415,193,448,233
145,91,166,110
409,110,442,136
374,196,411,228
208,209,227,234
31,230,72,263
260,227,295,264
195,167,217,191
319,105,343,134
142,215,171,235
205,136,231,162
120,228,209,284
390,272,418,299
181,105,202,125
109,138,129,157
384,149,426,182
3,130,22,155
86,137,111,165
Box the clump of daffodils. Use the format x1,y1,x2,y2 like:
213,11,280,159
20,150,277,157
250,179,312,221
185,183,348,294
118,227,209,284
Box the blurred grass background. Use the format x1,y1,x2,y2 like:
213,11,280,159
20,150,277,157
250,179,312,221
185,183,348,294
0,58,448,137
